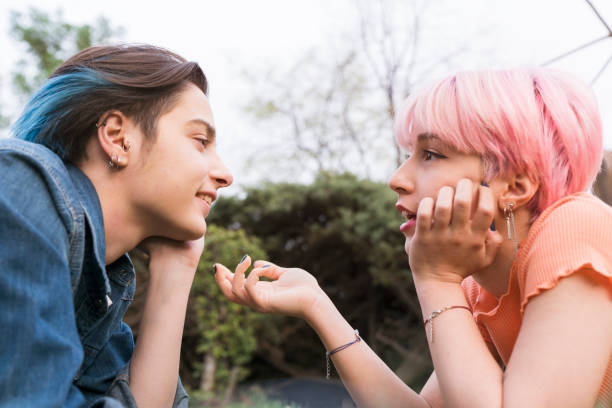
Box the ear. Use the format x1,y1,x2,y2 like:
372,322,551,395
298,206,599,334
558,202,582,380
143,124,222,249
96,111,132,168
497,172,539,211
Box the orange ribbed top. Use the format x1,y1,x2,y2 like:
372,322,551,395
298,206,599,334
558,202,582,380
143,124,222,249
462,193,612,407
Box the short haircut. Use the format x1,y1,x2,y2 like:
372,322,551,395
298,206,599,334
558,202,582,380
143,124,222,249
12,44,208,163
395,69,603,218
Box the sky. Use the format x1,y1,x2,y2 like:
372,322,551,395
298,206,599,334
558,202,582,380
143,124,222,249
0,0,611,192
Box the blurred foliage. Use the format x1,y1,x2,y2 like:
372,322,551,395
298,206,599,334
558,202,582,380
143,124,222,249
191,386,303,408
128,226,269,405
187,226,268,401
9,7,123,98
208,172,432,389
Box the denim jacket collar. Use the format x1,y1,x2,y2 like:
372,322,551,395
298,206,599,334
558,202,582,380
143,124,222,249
66,163,111,297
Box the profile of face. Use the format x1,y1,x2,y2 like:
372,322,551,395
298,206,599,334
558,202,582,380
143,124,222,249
388,133,483,245
125,83,233,241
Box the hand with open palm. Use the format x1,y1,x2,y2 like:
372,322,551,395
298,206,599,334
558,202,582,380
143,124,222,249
214,256,327,321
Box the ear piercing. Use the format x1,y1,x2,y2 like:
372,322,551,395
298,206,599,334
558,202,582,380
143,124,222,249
504,202,518,254
108,155,120,168
108,140,130,169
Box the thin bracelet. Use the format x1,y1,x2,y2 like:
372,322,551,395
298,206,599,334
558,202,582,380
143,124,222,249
424,306,471,343
325,329,361,380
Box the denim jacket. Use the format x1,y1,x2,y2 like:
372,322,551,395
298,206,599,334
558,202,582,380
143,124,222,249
0,139,188,407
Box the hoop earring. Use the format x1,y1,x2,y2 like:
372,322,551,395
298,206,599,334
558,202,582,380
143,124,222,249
108,154,118,169
504,203,518,254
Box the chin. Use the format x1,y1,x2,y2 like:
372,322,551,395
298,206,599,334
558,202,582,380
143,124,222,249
172,219,207,241
404,237,412,255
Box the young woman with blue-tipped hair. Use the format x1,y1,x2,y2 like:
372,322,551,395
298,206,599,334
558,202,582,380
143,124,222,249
0,45,232,407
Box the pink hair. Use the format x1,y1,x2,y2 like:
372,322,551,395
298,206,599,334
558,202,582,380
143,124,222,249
395,69,603,218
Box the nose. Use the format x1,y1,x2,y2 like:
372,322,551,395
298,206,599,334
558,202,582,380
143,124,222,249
388,160,414,195
209,152,233,188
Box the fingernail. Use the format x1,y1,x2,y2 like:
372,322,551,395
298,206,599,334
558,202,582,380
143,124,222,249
480,181,489,188
212,264,217,274
261,265,271,269
240,254,248,263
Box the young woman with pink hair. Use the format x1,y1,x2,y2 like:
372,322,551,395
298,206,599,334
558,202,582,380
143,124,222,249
215,69,612,407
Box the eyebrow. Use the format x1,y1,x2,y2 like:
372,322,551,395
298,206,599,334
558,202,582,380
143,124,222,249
417,132,441,143
186,118,216,143
416,132,454,150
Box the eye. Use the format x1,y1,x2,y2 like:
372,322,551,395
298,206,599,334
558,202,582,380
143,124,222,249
194,136,210,148
423,150,446,161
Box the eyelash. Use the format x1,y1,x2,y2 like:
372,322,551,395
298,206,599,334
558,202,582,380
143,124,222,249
423,150,445,160
195,137,210,148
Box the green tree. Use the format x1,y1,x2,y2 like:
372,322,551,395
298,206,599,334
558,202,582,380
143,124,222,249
9,7,123,98
186,225,268,405
208,172,432,389
126,226,269,406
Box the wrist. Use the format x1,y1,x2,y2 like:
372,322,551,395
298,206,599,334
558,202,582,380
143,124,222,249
411,266,465,287
146,268,194,299
303,289,339,330
413,278,468,320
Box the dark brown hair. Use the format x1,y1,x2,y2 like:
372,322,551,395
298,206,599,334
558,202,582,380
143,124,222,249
14,44,207,163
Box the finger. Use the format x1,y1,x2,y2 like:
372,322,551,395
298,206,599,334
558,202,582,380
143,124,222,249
451,179,472,228
253,259,277,269
252,264,284,281
244,267,270,310
433,186,454,230
472,185,496,233
214,263,245,305
232,254,251,291
231,255,252,301
484,230,504,264
416,197,435,235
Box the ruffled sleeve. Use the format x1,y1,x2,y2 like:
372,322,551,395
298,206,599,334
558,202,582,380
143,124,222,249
462,277,494,344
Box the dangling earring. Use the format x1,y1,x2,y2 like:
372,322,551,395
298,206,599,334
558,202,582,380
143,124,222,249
504,203,518,254
108,154,118,169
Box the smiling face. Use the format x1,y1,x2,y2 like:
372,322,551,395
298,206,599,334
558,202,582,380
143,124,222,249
127,83,233,241
388,133,484,243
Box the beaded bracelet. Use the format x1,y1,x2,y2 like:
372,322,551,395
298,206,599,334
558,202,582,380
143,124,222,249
325,329,361,379
424,306,471,343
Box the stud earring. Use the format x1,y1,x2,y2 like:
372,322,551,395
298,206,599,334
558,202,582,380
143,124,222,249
504,202,518,254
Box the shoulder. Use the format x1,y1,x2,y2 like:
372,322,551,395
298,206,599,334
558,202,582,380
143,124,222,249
517,193,612,311
538,193,612,229
527,193,612,255
0,138,78,238
0,138,67,170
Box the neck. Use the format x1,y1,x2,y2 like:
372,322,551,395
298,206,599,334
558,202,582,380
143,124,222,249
472,242,516,298
79,163,146,265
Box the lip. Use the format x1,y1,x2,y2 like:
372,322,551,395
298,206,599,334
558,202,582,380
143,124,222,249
400,219,417,232
195,190,217,214
396,202,417,232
